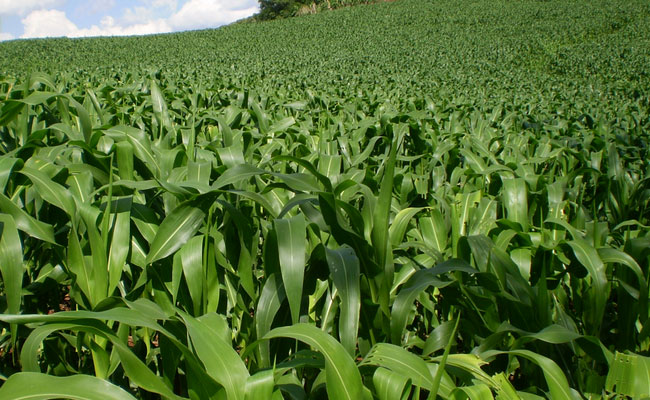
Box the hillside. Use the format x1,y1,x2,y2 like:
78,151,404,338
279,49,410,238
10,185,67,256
0,0,649,399
1,0,649,107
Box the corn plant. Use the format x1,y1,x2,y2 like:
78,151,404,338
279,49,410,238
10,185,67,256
0,0,649,398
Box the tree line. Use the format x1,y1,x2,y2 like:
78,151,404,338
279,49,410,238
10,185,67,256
257,0,375,20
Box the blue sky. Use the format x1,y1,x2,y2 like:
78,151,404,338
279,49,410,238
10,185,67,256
0,0,259,41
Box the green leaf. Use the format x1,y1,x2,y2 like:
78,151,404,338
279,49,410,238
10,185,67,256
0,157,21,193
0,193,56,244
420,210,447,254
256,274,286,368
502,178,528,231
275,215,307,324
180,312,250,400
0,215,22,316
107,204,131,297
69,96,92,143
66,225,92,306
12,317,182,400
484,350,577,399
432,314,460,397
325,245,361,356
606,351,650,398
389,207,424,247
372,367,412,400
0,372,137,400
423,320,455,356
106,125,161,178
213,164,266,190
146,200,206,264
245,369,275,400
567,239,608,335
179,235,204,314
362,343,434,390
391,259,475,344
150,79,172,133
372,135,398,297
450,384,494,400
265,324,363,400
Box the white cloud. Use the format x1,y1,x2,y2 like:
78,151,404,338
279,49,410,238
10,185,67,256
168,0,258,31
0,0,62,16
122,6,157,25
21,9,77,38
21,8,172,38
18,1,259,39
0,32,14,41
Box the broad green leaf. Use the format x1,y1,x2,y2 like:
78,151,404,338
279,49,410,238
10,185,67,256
373,367,411,400
389,207,424,247
213,164,266,189
20,91,57,106
181,312,249,400
372,134,398,278
432,315,460,397
67,225,93,306
567,239,608,335
0,215,22,316
256,274,286,368
146,200,206,264
245,369,275,400
423,320,456,356
391,259,475,344
0,372,137,400
12,317,182,400
483,350,577,399
420,210,447,254
361,343,450,393
107,125,161,178
150,79,172,133
502,178,528,232
179,235,204,314
265,324,363,400
450,384,494,400
275,215,306,325
0,193,56,244
0,157,21,193
216,145,245,168
325,245,361,356
606,352,650,398
268,116,295,135
107,204,131,296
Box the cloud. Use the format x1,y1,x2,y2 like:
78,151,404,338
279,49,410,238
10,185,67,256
0,0,62,16
0,32,14,41
21,9,172,38
18,1,259,39
168,0,258,31
21,9,77,38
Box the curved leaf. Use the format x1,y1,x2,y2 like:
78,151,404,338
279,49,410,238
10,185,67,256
146,200,206,264
265,324,363,400
0,372,137,400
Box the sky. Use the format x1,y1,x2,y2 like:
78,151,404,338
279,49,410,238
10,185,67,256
0,0,259,41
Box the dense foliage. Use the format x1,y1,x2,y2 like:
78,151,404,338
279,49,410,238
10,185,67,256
0,0,649,398
257,0,372,20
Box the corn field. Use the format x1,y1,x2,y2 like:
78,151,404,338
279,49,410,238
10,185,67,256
0,0,649,398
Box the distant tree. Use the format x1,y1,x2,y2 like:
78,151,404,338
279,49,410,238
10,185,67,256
258,0,309,20
257,0,372,20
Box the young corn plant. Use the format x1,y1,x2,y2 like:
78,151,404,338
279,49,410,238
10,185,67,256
1,0,649,398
